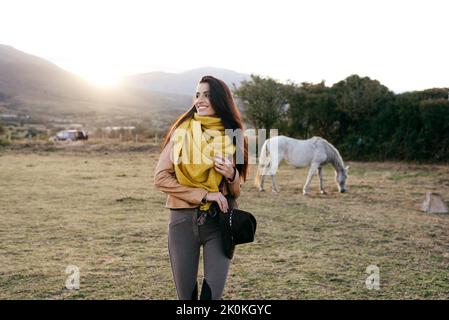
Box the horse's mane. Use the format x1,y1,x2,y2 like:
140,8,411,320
317,137,345,171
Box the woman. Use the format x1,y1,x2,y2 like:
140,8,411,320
154,75,248,300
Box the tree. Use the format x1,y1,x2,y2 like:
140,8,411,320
331,75,395,159
419,99,449,160
233,74,288,132
391,92,423,160
332,75,394,129
286,81,340,140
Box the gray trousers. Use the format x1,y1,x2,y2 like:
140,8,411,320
168,208,231,300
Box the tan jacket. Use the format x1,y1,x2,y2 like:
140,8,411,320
153,138,241,209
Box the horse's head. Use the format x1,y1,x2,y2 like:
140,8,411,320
335,166,349,193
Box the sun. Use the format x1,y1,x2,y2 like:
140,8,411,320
81,71,122,87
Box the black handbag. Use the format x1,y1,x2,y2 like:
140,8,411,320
218,195,257,259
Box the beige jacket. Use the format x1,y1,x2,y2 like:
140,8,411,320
153,138,242,209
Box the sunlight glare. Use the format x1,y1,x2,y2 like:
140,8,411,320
80,71,122,87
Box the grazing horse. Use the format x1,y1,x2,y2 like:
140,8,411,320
254,136,349,195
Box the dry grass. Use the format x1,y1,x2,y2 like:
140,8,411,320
1,146,449,299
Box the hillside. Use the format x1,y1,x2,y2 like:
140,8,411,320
123,66,250,96
0,44,192,124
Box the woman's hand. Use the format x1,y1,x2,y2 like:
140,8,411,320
205,192,229,213
214,154,235,181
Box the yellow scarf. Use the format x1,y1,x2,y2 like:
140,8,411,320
173,113,235,211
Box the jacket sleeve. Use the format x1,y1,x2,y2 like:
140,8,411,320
225,162,241,199
153,139,208,204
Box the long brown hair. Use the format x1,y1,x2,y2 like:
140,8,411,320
161,75,248,181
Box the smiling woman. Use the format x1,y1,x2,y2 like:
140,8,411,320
154,75,249,300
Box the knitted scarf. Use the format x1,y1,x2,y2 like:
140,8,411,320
173,113,235,211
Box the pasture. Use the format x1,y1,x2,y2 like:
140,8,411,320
1,143,449,299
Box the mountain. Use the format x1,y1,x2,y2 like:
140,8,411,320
123,67,250,96
0,44,96,102
0,44,192,121
0,44,249,128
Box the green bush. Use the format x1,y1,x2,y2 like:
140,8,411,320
0,138,10,146
238,74,449,162
419,99,449,161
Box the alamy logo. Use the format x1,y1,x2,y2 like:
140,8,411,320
365,265,380,290
171,127,279,165
65,265,80,290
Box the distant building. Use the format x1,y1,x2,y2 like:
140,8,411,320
0,114,18,118
0,114,30,119
104,126,136,132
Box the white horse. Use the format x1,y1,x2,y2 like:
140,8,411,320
254,136,349,195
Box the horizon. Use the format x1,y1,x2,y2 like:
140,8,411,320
4,42,446,96
0,43,449,94
1,0,448,92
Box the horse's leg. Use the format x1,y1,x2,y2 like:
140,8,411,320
267,151,281,193
259,172,266,192
271,174,280,193
303,163,319,195
318,167,327,194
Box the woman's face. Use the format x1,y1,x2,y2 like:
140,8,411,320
194,82,216,116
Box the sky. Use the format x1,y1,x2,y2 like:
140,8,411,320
1,0,448,92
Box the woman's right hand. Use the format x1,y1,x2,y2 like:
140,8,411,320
205,192,229,213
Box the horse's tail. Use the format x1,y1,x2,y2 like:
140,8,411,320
254,164,262,189
254,139,270,188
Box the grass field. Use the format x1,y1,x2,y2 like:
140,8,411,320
1,143,449,299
